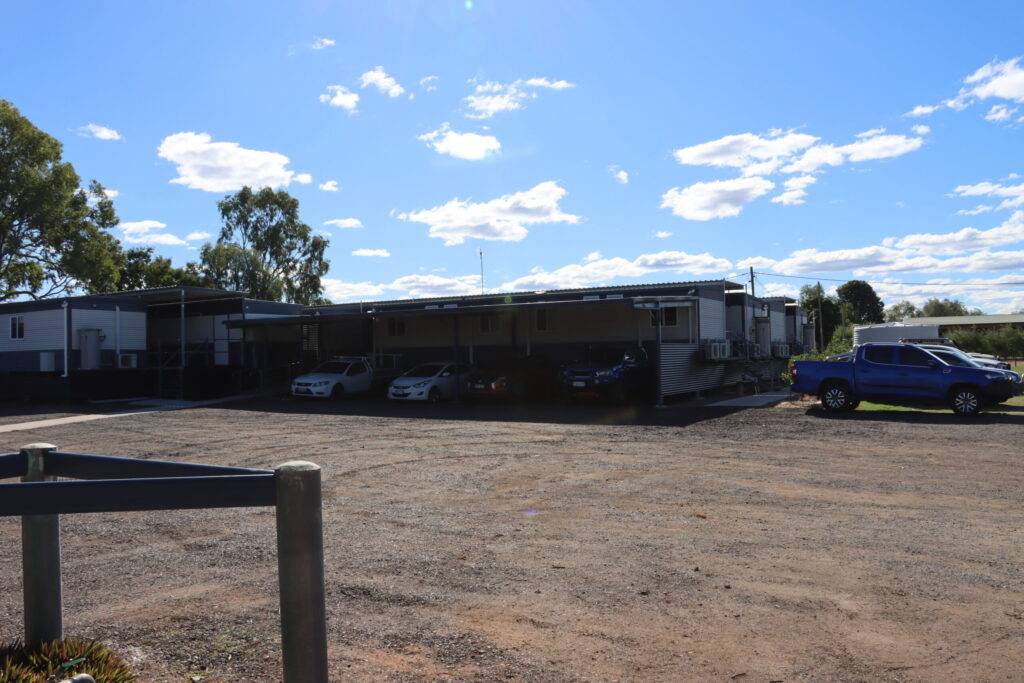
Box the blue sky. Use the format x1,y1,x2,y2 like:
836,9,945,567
4,1,1024,310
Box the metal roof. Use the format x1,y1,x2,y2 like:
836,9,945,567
317,279,740,312
907,314,1024,326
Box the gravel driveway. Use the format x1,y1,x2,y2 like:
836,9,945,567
1,397,1022,681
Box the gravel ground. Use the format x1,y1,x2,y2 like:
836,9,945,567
1,396,1023,681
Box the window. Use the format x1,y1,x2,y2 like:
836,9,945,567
347,362,367,375
387,318,405,337
9,315,24,340
898,347,934,367
863,346,893,364
649,307,677,327
535,309,548,332
480,314,500,333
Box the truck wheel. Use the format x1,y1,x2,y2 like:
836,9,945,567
950,387,981,416
820,382,852,412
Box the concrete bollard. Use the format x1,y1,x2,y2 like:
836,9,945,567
21,442,63,646
275,461,328,683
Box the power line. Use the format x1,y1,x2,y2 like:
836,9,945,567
752,271,1024,287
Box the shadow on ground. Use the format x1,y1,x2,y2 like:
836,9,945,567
802,405,1024,426
219,394,744,428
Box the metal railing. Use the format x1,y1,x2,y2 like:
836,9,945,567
0,444,328,683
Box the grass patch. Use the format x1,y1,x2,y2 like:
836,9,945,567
858,394,1024,415
0,639,135,683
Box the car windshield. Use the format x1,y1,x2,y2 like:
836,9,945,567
925,347,981,367
933,351,976,367
313,361,350,374
591,349,628,365
404,363,446,377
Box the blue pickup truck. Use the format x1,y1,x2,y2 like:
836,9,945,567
791,342,1015,416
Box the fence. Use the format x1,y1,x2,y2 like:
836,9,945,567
0,444,328,683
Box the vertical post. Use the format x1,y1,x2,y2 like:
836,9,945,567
21,443,62,646
655,307,665,408
275,461,328,683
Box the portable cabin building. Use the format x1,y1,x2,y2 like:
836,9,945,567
228,280,765,401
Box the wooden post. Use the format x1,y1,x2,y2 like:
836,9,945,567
275,461,328,683
21,443,62,646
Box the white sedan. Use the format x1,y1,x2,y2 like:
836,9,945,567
291,358,373,398
388,362,472,402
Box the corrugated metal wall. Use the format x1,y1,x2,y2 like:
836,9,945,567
659,342,743,396
71,308,146,350
770,302,786,342
0,307,63,353
698,285,725,340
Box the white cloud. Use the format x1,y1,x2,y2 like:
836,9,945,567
319,85,359,113
352,248,390,258
953,179,1024,211
985,104,1018,122
321,278,386,302
891,210,1024,254
118,219,188,246
669,128,923,214
911,124,931,136
77,123,121,141
419,75,438,92
499,250,732,291
360,66,405,98
660,176,774,221
464,77,576,119
905,104,941,117
311,37,335,50
783,134,924,173
856,127,886,138
957,204,994,216
654,230,673,239
398,181,580,245
390,274,481,298
185,231,212,241
324,218,363,229
908,57,1024,121
295,173,312,184
771,175,817,206
119,220,166,236
522,77,576,90
318,180,339,192
418,123,501,160
584,251,602,262
99,188,118,200
608,165,629,184
672,131,818,175
157,132,304,192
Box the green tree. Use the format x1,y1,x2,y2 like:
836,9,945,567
920,298,982,317
799,282,842,348
212,186,328,303
113,247,203,291
0,100,123,300
836,280,884,324
884,300,920,322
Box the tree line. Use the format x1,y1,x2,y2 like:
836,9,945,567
1,100,329,305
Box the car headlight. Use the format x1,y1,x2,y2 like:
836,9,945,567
313,380,331,387
413,380,430,388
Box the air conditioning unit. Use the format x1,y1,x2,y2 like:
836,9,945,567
118,353,138,369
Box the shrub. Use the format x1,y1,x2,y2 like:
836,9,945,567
0,639,135,683
949,326,1024,358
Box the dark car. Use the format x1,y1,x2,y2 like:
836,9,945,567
464,356,557,400
559,347,652,404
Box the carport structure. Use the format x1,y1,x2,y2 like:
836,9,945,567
227,280,753,402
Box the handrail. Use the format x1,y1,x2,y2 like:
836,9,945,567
0,474,275,516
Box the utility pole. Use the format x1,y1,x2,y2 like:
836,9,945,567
479,249,484,295
749,266,756,299
817,281,824,351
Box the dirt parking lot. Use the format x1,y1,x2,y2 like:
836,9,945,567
1,397,1023,681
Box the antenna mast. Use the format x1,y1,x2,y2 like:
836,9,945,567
479,249,484,294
